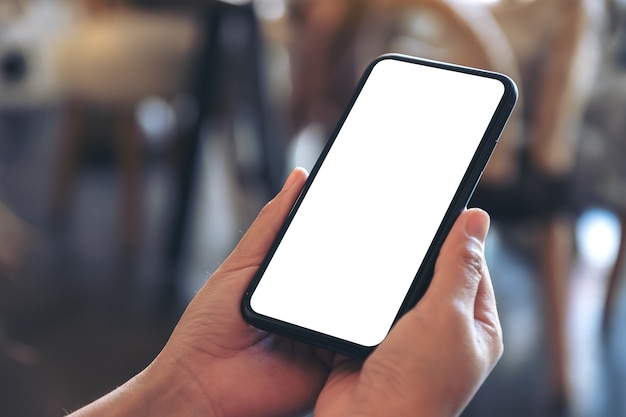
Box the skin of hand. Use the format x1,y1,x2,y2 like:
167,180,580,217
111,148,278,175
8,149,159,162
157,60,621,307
69,167,502,417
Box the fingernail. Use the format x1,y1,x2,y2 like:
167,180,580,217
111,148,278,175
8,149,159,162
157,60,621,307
465,209,490,243
281,168,301,191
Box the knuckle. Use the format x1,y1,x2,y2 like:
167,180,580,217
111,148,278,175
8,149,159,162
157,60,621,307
458,239,486,282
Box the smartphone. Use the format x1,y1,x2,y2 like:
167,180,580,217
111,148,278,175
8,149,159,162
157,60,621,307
241,54,517,356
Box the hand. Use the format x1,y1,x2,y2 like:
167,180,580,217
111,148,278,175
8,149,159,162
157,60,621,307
144,167,334,417
69,168,502,417
314,205,503,417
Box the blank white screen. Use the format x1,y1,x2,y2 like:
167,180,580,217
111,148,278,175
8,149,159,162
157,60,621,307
250,58,505,347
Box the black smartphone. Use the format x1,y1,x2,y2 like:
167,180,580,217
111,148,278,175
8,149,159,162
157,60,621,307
241,54,517,356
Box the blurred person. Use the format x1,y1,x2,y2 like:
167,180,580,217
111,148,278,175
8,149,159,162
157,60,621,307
67,167,503,417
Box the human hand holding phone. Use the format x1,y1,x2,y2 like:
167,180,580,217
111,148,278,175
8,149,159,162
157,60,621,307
68,167,502,417
68,53,512,417
315,200,502,417
165,168,502,417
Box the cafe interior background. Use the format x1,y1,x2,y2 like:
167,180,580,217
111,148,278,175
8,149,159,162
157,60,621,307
1,0,626,415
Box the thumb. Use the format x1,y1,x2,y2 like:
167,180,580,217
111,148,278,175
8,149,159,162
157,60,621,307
420,208,494,322
219,167,308,274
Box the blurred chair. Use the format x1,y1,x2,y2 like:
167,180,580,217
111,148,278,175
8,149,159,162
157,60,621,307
50,1,198,254
0,201,32,281
0,201,38,366
287,0,523,180
482,1,607,411
584,70,626,334
164,0,287,306
51,0,286,306
286,0,608,411
575,0,626,335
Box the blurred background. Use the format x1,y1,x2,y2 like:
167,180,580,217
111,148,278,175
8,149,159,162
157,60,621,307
1,0,626,416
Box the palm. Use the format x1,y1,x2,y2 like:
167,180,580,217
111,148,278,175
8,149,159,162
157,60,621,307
161,168,337,416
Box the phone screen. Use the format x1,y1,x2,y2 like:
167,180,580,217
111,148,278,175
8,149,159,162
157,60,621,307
244,55,516,352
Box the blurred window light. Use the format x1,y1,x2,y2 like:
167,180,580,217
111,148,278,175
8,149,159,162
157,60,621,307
454,0,502,4
254,0,286,22
288,123,326,173
403,10,444,41
575,208,621,269
221,0,253,5
136,96,176,148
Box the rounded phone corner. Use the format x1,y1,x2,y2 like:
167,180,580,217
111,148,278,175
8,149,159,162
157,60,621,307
240,293,258,324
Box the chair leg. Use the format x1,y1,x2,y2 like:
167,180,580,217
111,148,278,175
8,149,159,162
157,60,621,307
49,101,85,228
115,108,142,256
541,216,574,411
602,211,626,336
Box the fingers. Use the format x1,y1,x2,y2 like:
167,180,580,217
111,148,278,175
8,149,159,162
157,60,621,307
219,167,309,273
184,168,308,338
423,209,493,318
353,210,501,417
421,208,502,358
411,207,501,344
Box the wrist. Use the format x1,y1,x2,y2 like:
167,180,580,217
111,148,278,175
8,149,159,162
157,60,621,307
68,354,215,417
135,354,217,417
